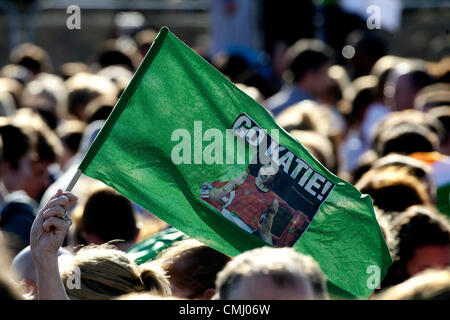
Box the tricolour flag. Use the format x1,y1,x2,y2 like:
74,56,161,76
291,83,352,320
78,27,391,298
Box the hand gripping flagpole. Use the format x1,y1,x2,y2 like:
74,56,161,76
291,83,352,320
65,169,82,192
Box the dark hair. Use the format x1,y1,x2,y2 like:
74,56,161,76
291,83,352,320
382,206,450,287
408,71,434,92
80,189,138,243
356,166,431,213
0,124,31,170
285,39,333,83
376,123,439,156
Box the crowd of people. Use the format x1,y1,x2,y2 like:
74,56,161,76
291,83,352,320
0,19,449,301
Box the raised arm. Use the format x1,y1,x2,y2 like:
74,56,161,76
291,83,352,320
209,169,249,201
30,189,78,300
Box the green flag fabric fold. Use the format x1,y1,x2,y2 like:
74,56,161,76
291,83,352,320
79,27,391,298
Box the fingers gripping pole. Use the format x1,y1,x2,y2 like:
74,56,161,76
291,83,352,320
65,169,82,192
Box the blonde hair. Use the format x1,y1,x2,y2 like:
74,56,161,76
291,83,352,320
60,244,171,300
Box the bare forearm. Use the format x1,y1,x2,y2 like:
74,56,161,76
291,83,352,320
34,256,68,300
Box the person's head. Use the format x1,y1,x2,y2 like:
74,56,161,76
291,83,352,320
97,65,133,98
60,244,171,300
97,38,140,72
284,39,334,97
0,121,32,192
134,28,158,57
155,239,231,300
372,153,436,201
375,123,439,157
256,162,279,190
65,72,118,120
59,62,89,80
382,206,450,287
82,95,116,123
214,247,327,300
427,106,450,154
11,246,71,300
383,60,432,110
9,43,52,75
339,75,378,128
376,268,450,300
414,83,450,112
355,166,432,213
56,119,86,169
12,109,62,200
348,149,378,185
344,31,388,79
74,187,139,251
394,71,435,111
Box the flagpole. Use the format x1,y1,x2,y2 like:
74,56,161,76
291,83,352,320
66,169,82,192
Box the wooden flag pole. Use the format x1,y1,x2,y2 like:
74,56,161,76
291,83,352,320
65,169,82,192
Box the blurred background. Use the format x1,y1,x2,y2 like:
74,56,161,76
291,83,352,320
0,0,449,69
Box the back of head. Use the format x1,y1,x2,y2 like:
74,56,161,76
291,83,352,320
65,72,118,120
339,75,378,127
383,206,450,286
356,166,432,213
9,43,52,75
156,239,231,299
284,39,333,83
0,121,31,171
97,38,140,72
372,110,444,156
214,247,327,300
77,188,138,247
376,268,450,300
414,83,450,111
345,30,388,78
61,244,170,299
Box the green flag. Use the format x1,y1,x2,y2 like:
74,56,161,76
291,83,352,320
79,27,391,298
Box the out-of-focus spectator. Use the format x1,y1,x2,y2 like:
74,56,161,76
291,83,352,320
82,95,115,124
376,268,450,300
343,30,388,79
382,205,450,287
428,106,450,154
214,247,326,300
11,245,72,300
21,73,68,130
72,187,140,252
9,43,53,75
355,166,432,213
59,62,89,81
384,60,434,111
414,83,450,112
96,38,141,72
155,239,231,300
134,28,158,58
60,244,170,300
65,73,118,121
55,120,86,171
263,39,334,116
